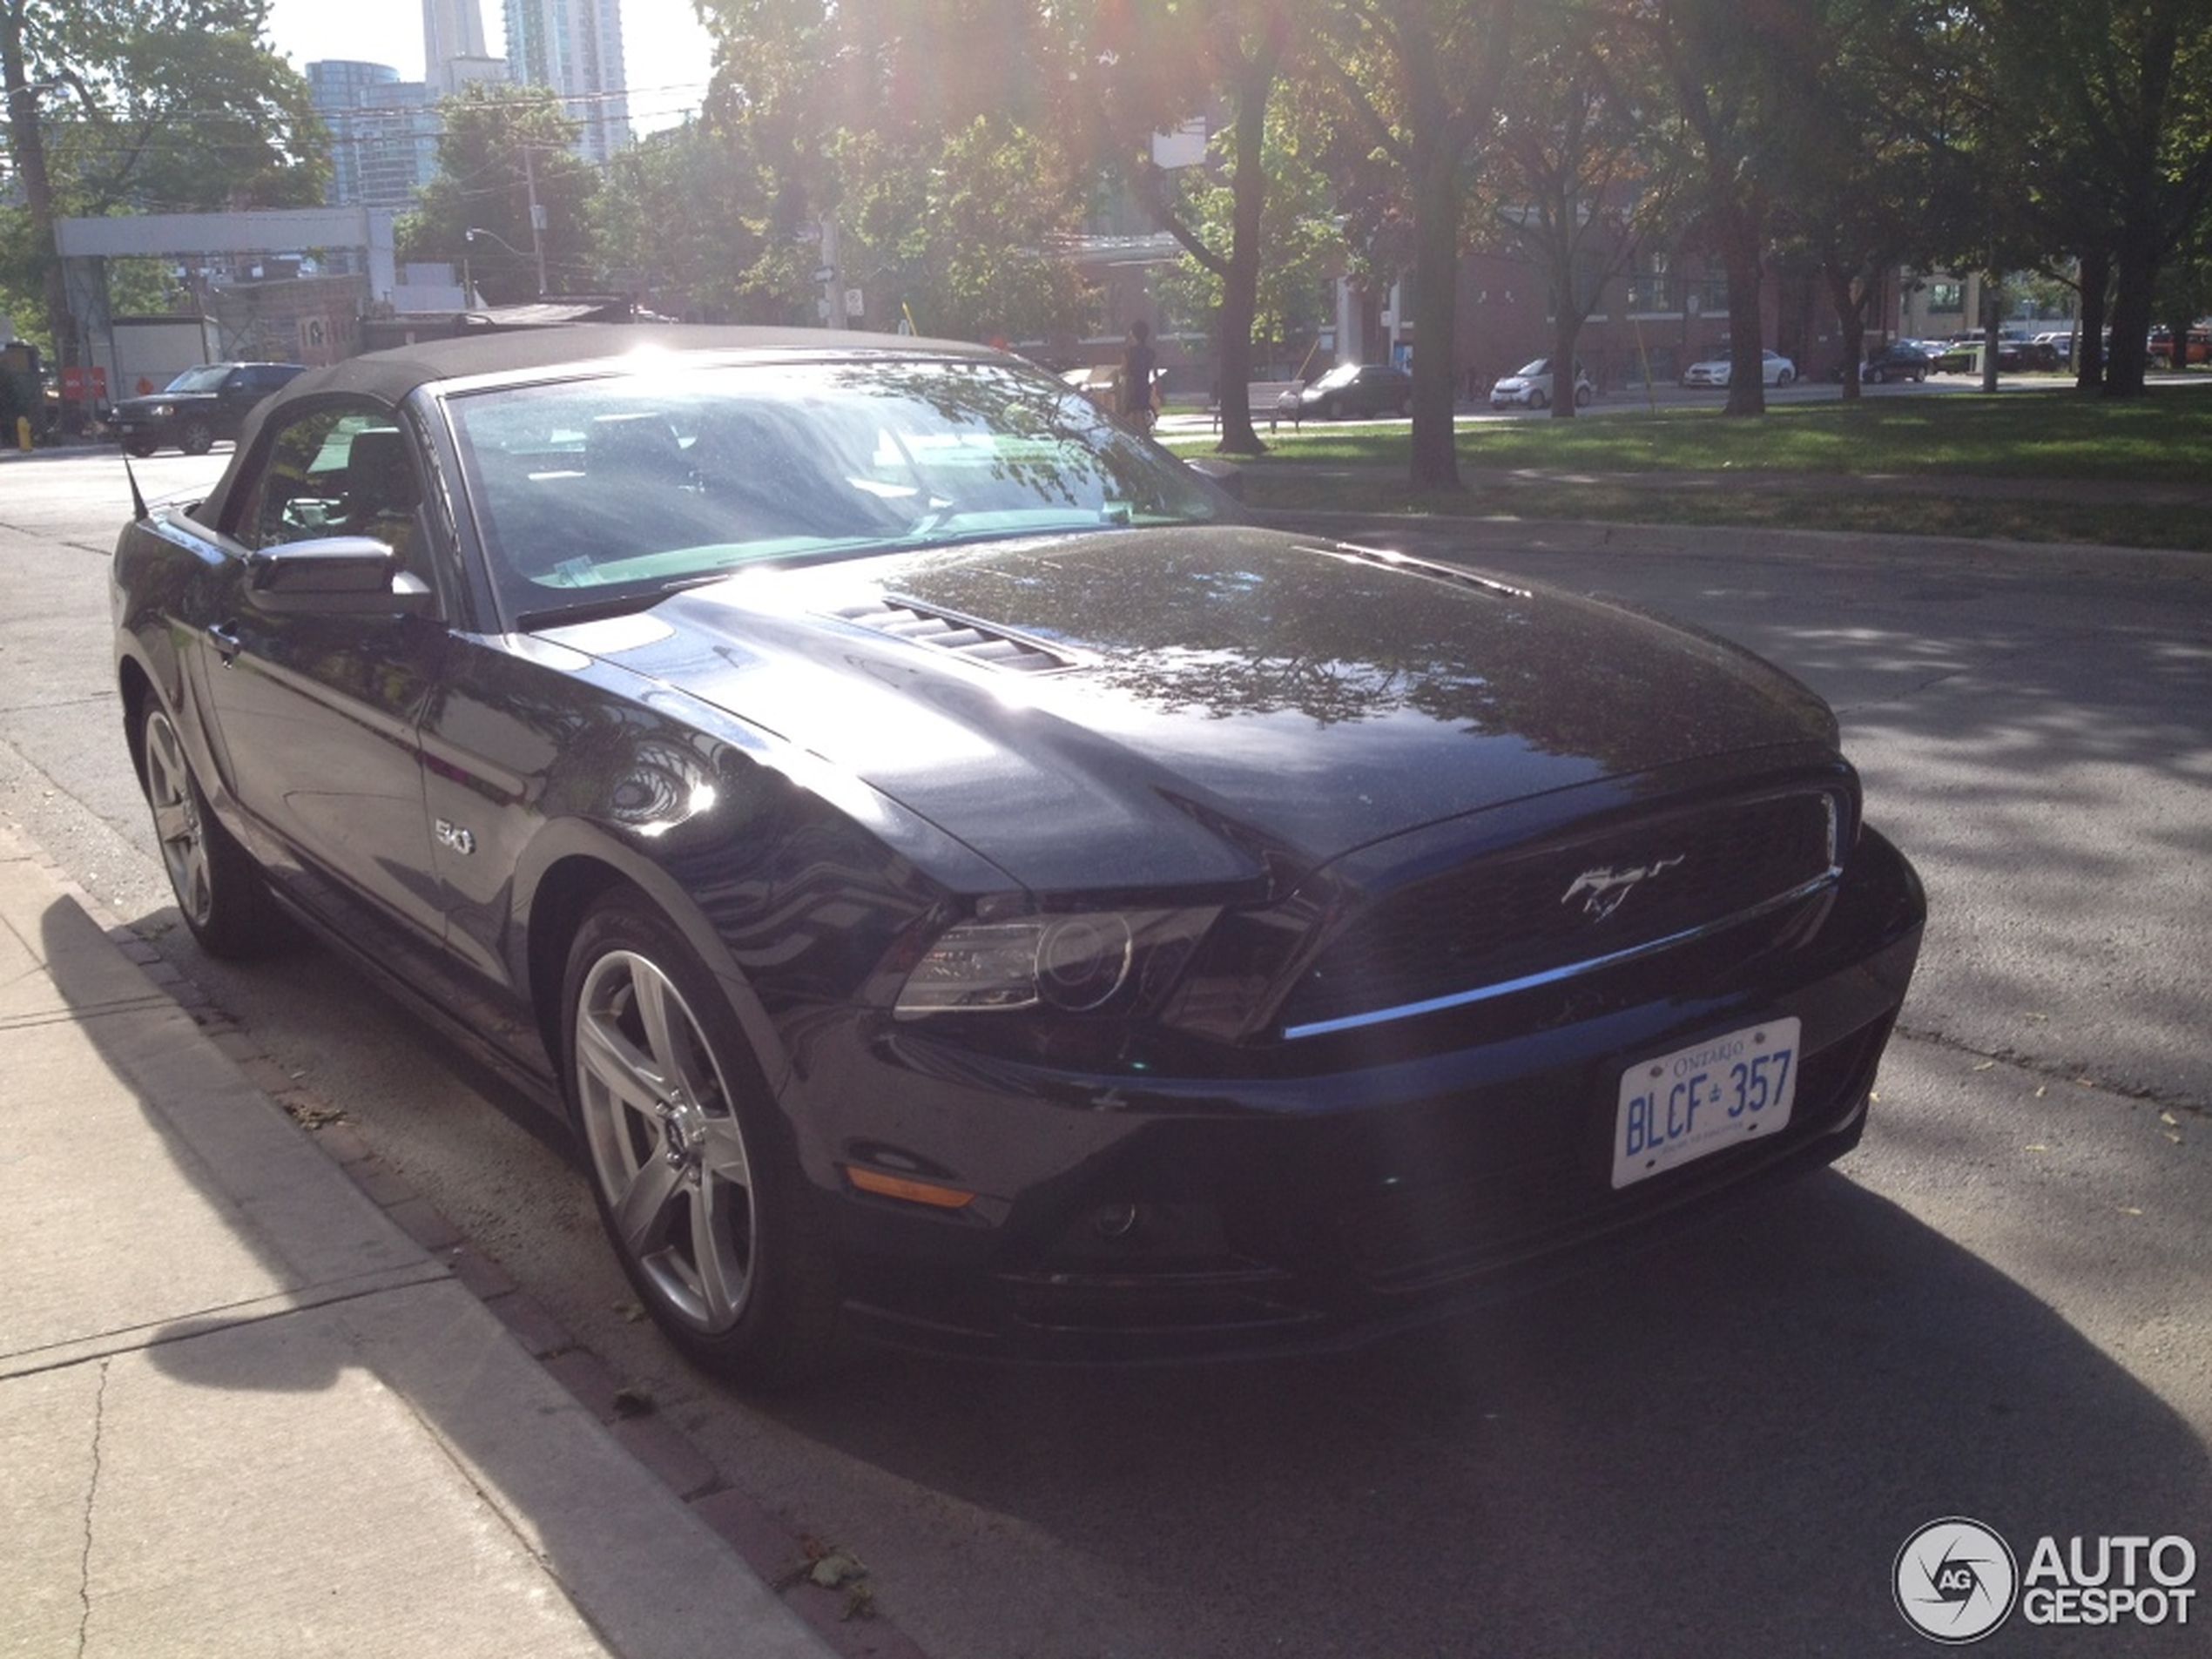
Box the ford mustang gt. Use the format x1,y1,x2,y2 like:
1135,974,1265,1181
112,326,1924,1385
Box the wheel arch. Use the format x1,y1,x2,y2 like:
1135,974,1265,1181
117,655,157,786
518,839,799,1101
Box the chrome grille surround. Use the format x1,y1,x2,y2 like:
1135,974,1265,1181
1279,786,1844,1040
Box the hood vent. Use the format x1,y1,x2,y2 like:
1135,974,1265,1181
830,597,1083,675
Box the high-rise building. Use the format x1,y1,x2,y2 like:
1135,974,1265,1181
307,61,441,212
423,0,507,96
423,0,489,89
502,0,632,163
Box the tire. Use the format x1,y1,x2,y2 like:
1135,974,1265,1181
1529,388,1548,411
125,439,158,459
1320,396,1340,419
1912,368,1926,383
179,418,215,456
139,701,287,959
1868,367,1887,385
1777,368,1795,387
563,890,842,1387
1574,384,1592,408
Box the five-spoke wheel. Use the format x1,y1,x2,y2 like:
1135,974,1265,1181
563,892,840,1385
139,701,282,958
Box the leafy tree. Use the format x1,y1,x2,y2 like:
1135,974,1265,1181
397,84,600,302
2,0,323,355
839,117,1097,343
1643,0,1801,415
593,119,789,322
694,0,1087,333
1743,0,1974,396
1148,103,1339,385
1978,0,2212,395
1079,0,1307,455
1488,0,1680,417
1307,0,1520,486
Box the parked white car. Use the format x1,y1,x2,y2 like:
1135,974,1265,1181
1680,349,1797,388
1488,356,1594,410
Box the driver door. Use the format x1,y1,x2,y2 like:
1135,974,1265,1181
198,401,448,954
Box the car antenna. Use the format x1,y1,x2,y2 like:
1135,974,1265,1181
123,450,149,521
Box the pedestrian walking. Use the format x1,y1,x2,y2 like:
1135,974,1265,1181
1120,320,1157,434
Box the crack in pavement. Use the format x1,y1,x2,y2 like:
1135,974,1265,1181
77,1359,109,1658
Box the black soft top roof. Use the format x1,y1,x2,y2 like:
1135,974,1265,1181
275,323,999,408
199,324,1010,528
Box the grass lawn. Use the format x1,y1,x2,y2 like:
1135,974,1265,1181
1165,383,2212,553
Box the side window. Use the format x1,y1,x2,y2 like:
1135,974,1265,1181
237,406,424,577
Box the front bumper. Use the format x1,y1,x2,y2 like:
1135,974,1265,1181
109,416,172,444
790,828,1925,1363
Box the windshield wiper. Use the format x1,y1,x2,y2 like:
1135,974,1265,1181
514,571,731,632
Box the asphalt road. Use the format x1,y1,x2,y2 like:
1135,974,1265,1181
3,443,2207,1657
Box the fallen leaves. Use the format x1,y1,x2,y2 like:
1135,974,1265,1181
778,1534,879,1622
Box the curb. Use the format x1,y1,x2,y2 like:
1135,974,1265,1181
15,829,933,1659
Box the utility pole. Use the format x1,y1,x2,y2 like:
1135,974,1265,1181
817,215,843,330
521,143,550,295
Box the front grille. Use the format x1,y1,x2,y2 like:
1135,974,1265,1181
1280,787,1840,1035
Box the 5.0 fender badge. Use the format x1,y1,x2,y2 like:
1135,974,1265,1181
435,819,476,856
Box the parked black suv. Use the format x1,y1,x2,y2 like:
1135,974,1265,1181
108,362,306,456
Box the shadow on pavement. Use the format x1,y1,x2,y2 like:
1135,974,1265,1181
765,1161,2209,1656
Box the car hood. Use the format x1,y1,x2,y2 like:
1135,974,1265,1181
111,391,214,414
547,526,1837,894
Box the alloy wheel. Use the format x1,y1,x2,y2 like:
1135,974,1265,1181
573,947,759,1332
143,707,214,930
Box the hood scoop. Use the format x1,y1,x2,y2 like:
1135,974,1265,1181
829,596,1085,675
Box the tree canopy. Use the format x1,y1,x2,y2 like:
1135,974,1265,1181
3,0,324,351
11,0,2212,428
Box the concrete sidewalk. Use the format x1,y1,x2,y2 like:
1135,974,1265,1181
0,821,834,1659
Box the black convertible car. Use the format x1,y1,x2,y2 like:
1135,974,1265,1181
112,327,1924,1384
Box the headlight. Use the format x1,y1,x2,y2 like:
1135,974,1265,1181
895,907,1217,1017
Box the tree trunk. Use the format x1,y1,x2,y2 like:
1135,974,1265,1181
1719,204,1766,417
1548,309,1583,418
2103,233,2158,397
1979,280,2000,394
1212,51,1273,456
1407,140,1466,489
2,3,71,362
2074,246,2109,391
2161,303,2194,373
1826,265,1865,401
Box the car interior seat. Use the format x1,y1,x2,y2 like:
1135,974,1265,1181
343,426,421,569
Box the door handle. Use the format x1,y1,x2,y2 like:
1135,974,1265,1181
208,622,242,664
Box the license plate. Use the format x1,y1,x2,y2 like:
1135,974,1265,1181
1612,1017,1800,1189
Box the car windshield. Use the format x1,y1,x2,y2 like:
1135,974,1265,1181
1512,359,1551,377
447,354,1227,626
165,366,231,394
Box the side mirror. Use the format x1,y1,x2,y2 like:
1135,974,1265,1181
246,536,434,617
